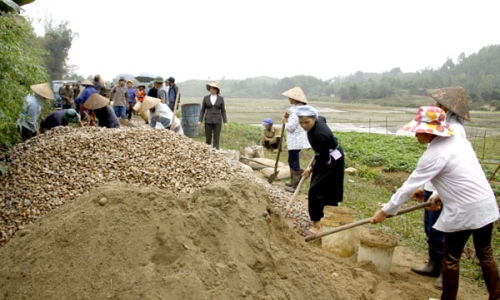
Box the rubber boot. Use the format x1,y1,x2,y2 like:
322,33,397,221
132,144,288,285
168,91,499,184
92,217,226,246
285,168,293,187
285,170,302,193
434,272,443,290
411,260,440,277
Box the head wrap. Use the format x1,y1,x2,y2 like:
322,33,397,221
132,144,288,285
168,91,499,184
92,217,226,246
295,105,318,118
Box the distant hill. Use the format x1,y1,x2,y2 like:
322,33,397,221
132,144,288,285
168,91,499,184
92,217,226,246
179,45,500,110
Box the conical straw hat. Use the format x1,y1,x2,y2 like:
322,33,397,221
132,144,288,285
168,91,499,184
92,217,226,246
30,83,54,100
84,93,109,110
139,96,160,113
427,87,470,121
81,79,94,86
282,86,308,103
206,81,221,94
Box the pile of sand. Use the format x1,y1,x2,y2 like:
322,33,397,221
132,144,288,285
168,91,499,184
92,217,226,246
0,178,475,300
0,179,351,299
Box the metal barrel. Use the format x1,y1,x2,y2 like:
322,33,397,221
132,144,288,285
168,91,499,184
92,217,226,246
181,103,201,137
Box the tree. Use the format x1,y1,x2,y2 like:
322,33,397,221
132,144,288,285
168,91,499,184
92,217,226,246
490,100,500,110
440,58,455,72
63,64,85,81
389,67,402,76
37,18,77,80
457,52,466,64
0,13,49,150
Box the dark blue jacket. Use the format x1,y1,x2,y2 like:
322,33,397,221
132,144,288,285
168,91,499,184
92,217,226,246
75,86,97,104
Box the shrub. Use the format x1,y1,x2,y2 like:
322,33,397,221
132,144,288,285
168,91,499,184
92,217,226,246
0,13,49,151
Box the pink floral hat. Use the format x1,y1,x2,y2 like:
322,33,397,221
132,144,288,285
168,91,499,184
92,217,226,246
403,106,453,137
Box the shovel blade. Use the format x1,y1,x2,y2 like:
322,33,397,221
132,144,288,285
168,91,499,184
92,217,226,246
267,170,279,183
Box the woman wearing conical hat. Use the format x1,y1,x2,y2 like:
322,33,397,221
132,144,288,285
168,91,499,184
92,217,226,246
372,106,499,299
75,79,98,125
84,94,119,129
16,83,55,141
409,87,470,290
197,81,228,150
282,86,311,193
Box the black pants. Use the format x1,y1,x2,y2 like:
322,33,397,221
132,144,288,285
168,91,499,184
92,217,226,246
263,137,281,150
288,149,301,171
441,223,500,300
423,190,445,265
308,148,345,222
126,103,134,121
20,126,35,141
205,122,222,150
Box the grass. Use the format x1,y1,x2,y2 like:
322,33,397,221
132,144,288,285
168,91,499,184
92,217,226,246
190,121,500,287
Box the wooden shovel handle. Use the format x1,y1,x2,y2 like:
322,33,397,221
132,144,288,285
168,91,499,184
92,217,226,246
305,201,431,242
273,123,286,171
169,84,182,129
240,156,273,167
283,156,316,218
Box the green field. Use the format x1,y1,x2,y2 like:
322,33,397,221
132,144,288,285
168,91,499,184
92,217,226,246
182,97,500,133
186,96,500,188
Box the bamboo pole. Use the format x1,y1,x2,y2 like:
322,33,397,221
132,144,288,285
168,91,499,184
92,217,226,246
169,84,182,130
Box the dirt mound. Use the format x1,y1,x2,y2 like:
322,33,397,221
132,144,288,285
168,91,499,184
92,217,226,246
0,179,357,299
0,179,486,299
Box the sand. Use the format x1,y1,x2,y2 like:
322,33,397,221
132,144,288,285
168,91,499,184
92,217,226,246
0,178,487,300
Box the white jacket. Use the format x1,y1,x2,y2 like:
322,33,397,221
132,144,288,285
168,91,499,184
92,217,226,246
149,103,173,120
285,105,311,150
383,135,499,232
424,116,466,192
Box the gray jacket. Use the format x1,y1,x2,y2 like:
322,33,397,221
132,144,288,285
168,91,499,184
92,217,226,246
199,95,227,124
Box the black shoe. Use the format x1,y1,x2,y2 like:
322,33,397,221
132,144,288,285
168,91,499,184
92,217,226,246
411,261,440,277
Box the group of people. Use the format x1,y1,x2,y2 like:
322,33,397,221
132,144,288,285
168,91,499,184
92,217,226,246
16,78,227,142
144,76,180,111
267,86,498,299
260,86,345,226
15,79,499,299
370,88,500,299
16,83,82,140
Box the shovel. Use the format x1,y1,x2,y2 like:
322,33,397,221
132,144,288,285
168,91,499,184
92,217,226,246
240,156,275,168
268,123,286,183
283,156,316,219
304,201,431,242
169,84,182,130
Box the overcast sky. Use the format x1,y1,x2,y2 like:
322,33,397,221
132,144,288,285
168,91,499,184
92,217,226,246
23,0,499,82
